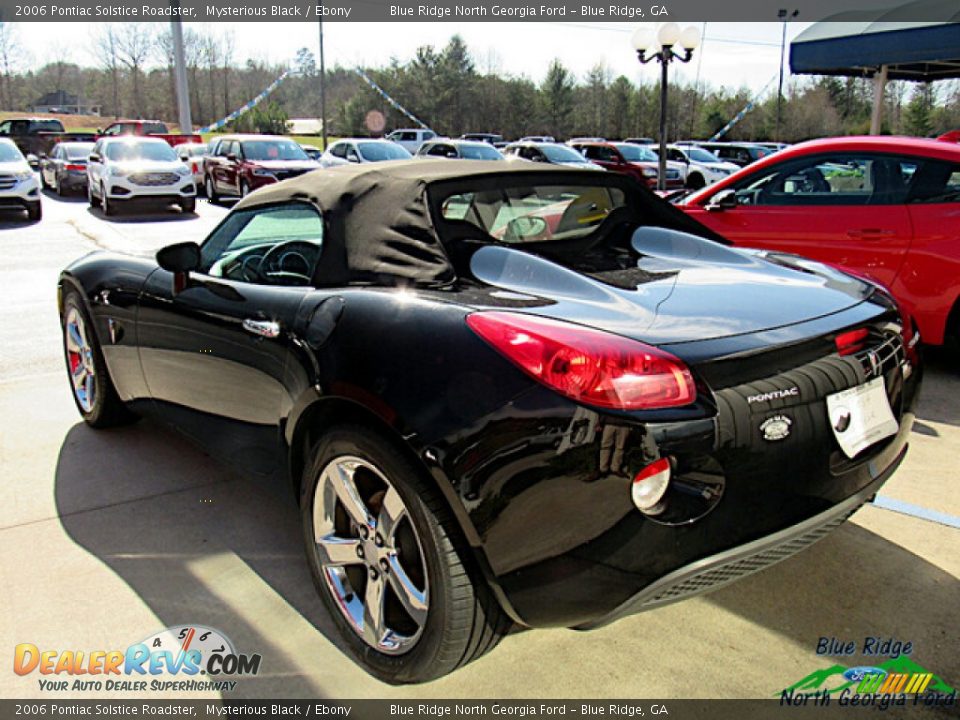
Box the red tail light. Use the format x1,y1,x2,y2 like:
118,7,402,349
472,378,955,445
835,328,869,356
65,164,84,171
192,162,199,173
466,311,696,410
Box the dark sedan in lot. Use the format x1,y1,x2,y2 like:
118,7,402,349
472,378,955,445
39,141,95,195
58,161,920,683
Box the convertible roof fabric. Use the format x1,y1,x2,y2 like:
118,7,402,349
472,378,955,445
790,1,960,80
233,160,715,286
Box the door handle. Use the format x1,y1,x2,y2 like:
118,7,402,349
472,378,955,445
847,228,896,239
242,318,280,339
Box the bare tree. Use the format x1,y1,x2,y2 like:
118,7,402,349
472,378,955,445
0,22,26,109
93,26,123,118
115,23,154,117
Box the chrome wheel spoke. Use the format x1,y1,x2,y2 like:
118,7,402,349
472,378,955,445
66,324,83,353
315,536,363,567
362,573,387,646
387,555,428,626
378,487,406,544
330,462,374,529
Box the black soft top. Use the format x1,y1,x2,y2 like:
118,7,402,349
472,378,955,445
233,159,712,286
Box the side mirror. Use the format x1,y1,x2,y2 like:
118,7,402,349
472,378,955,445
226,153,238,162
157,242,201,293
705,188,738,212
88,153,100,163
95,128,103,134
26,153,39,168
38,152,47,159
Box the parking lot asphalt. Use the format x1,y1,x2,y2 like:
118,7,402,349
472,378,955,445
1,188,957,700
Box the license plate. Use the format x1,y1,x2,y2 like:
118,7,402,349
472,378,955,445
826,377,898,459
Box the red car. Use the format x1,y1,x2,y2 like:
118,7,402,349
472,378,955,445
97,120,202,148
203,134,320,201
680,136,960,349
570,141,683,190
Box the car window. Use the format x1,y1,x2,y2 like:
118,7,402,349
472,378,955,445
104,141,177,162
0,121,9,134
201,203,324,286
906,161,960,204
357,142,411,161
427,143,453,157
330,142,347,159
142,122,168,134
438,184,627,243
732,154,918,206
242,140,308,161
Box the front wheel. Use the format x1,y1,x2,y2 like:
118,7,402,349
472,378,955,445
61,290,136,428
301,426,509,684
101,185,115,216
26,201,41,221
205,174,219,203
686,173,705,190
240,179,251,198
180,197,196,214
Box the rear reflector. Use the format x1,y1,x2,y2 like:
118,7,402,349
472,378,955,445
466,311,696,410
632,457,671,512
836,328,869,356
65,164,85,171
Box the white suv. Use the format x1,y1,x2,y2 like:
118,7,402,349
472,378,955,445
385,128,436,154
666,145,739,189
87,137,196,216
0,138,41,221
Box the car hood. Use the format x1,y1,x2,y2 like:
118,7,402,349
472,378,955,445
0,160,31,174
700,161,738,172
468,226,872,345
555,161,605,170
110,160,187,173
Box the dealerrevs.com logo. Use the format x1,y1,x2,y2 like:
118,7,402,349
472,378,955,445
14,625,262,693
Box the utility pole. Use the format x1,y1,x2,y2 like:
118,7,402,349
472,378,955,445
170,7,192,135
775,8,798,143
319,16,328,149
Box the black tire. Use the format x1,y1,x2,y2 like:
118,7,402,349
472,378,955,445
55,174,63,196
101,184,115,216
686,173,706,190
87,182,96,207
180,197,196,214
26,201,41,221
61,289,136,428
40,170,49,190
205,174,219,203
300,425,510,684
240,179,250,198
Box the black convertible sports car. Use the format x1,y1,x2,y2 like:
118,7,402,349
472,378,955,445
59,161,921,683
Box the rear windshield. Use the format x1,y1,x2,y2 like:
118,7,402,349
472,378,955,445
437,183,627,243
358,142,412,161
686,147,721,163
29,120,65,133
142,122,169,134
616,144,658,162
242,140,308,161
105,141,177,162
459,144,502,161
64,143,94,159
541,145,590,164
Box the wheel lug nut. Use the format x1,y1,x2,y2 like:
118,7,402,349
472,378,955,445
356,545,365,558
369,567,379,580
359,526,369,539
375,534,384,547
379,559,389,574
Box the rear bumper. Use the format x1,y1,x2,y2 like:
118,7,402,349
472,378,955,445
574,452,901,629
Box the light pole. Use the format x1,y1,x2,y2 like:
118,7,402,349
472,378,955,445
776,8,799,143
632,23,701,191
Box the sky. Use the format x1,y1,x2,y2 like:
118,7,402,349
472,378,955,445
13,21,814,98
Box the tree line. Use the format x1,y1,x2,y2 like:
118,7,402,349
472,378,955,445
1,23,958,142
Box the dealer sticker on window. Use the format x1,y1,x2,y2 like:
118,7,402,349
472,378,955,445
826,377,899,459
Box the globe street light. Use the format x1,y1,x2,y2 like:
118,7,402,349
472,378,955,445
632,23,701,191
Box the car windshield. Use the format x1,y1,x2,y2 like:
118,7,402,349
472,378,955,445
459,144,502,161
358,142,412,161
687,147,721,163
242,140,308,161
0,142,23,162
105,141,177,162
541,145,590,163
182,144,207,157
28,120,64,133
63,143,94,159
438,183,627,243
616,144,658,162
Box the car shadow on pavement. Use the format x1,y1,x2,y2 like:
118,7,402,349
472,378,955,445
55,409,959,695
41,188,87,203
704,519,960,684
54,419,354,697
916,349,960,427
82,206,198,224
0,211,36,228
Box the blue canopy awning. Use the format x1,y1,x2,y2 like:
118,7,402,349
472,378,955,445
790,0,960,81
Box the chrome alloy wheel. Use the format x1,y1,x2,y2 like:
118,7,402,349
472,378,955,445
65,306,96,412
312,456,429,655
